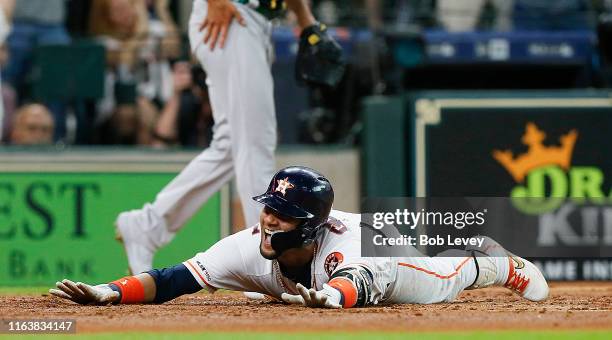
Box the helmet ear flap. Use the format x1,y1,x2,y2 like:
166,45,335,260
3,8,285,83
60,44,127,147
269,218,327,255
301,219,326,242
270,228,307,256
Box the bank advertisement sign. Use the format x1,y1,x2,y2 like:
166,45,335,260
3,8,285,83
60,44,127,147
0,173,221,286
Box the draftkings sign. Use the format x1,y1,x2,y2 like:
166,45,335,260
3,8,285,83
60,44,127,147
412,92,612,279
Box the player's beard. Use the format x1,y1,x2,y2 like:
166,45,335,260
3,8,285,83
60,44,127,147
260,232,280,259
260,247,280,260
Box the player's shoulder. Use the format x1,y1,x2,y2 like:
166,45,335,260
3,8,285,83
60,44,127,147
315,209,361,277
317,210,360,250
221,224,262,245
214,224,264,262
216,224,271,274
328,209,361,233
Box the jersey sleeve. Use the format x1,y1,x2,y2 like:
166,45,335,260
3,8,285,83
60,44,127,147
183,228,252,292
320,214,394,307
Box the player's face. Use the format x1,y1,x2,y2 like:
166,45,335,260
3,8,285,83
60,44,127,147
259,206,301,259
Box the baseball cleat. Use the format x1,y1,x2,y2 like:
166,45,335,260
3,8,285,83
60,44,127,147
115,214,155,275
469,236,548,302
503,255,549,302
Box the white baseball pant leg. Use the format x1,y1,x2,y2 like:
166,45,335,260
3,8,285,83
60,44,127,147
388,255,478,304
116,1,276,253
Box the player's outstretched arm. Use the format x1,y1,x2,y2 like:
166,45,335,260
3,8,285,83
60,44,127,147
49,264,202,305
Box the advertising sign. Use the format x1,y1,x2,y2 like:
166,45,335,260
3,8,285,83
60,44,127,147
411,91,612,279
0,173,221,286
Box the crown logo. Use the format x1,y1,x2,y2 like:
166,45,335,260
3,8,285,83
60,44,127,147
493,122,578,183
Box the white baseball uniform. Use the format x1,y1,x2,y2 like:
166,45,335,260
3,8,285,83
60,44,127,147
115,0,277,261
184,209,479,305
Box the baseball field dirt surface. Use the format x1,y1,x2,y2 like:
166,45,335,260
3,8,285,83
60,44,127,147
1,282,611,338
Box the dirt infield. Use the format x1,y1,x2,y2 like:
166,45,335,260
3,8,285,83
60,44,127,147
1,282,611,333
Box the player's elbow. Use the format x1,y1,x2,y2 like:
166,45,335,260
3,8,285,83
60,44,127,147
147,264,202,303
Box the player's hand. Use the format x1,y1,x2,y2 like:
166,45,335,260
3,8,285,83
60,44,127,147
49,279,120,305
281,283,342,309
199,0,246,51
171,61,193,93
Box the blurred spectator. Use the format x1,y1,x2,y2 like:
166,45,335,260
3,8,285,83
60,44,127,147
437,0,513,32
93,81,157,146
89,0,141,68
365,0,437,31
94,103,139,145
89,0,143,136
137,0,182,105
152,61,213,148
2,0,71,141
91,61,214,147
0,0,13,40
0,0,14,143
314,1,339,26
365,0,515,32
4,0,70,85
596,0,612,85
513,0,594,30
436,0,483,31
90,0,180,99
364,0,383,31
595,0,612,14
9,103,54,145
90,0,188,147
135,95,159,145
310,0,371,27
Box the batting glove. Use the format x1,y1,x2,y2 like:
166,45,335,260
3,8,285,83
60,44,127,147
281,283,342,309
49,279,120,305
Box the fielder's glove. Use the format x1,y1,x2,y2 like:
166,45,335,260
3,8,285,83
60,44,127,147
295,22,346,88
49,279,119,305
281,282,342,309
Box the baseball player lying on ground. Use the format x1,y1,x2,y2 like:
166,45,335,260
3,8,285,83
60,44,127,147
50,166,549,308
